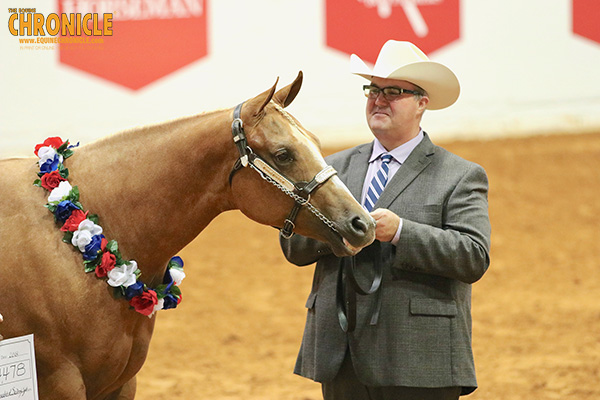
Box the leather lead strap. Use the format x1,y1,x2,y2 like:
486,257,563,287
336,240,383,333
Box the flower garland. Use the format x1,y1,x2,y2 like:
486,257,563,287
34,137,185,318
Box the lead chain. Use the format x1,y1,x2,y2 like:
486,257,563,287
249,163,340,234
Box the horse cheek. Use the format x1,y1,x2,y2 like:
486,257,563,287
231,170,294,228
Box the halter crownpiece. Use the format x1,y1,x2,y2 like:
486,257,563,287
231,102,250,168
229,101,339,239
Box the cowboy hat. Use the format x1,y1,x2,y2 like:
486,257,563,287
350,40,460,110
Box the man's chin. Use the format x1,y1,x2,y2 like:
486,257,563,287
368,115,391,129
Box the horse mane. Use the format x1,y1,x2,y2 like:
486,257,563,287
78,104,321,155
86,109,229,150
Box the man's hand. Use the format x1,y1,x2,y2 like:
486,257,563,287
370,208,400,242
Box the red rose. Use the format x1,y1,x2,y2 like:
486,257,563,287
96,251,117,278
40,170,66,191
129,291,158,316
60,210,89,232
34,137,64,156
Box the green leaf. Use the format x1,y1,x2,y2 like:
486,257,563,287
62,231,73,243
154,284,168,295
68,186,80,202
113,287,125,300
33,179,41,187
83,254,102,271
57,140,70,153
84,263,96,273
88,214,99,224
62,149,74,159
58,165,69,179
106,240,119,254
45,204,57,213
170,286,181,296
105,241,123,262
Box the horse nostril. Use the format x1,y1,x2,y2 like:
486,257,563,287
351,216,368,235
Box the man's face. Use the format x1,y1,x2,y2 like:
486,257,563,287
365,77,428,149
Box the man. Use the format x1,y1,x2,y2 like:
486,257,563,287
280,40,491,399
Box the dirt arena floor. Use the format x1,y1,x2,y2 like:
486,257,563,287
136,132,600,400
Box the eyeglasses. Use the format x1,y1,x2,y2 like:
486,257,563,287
363,84,423,101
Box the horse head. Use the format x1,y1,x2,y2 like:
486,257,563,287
228,72,376,256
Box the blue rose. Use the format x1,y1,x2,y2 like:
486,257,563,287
162,293,179,310
54,200,80,223
83,234,104,261
125,281,145,300
169,256,184,268
161,268,175,295
40,154,61,174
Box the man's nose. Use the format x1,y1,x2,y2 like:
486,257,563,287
374,92,390,106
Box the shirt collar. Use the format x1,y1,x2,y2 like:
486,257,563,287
369,130,425,164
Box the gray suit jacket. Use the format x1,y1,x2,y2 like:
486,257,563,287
280,133,491,394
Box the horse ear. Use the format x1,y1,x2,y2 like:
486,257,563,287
273,71,303,108
247,77,279,118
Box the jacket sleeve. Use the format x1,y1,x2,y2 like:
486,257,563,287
393,163,491,284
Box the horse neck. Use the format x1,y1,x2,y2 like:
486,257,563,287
69,109,237,285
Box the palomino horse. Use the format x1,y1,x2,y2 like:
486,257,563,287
0,72,375,399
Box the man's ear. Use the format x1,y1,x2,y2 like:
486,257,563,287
417,95,429,114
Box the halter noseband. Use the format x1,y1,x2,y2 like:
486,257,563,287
229,102,338,239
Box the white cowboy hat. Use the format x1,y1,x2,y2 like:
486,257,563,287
350,40,460,110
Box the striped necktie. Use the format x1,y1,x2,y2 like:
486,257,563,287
364,153,393,212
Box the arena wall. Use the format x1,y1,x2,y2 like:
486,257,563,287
1,0,599,158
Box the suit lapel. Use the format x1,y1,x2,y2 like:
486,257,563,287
341,143,372,201
374,133,436,210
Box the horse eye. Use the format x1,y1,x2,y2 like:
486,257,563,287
274,149,294,164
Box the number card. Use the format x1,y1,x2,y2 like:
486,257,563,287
0,334,39,400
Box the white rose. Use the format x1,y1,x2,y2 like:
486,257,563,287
71,230,93,252
37,146,63,167
77,219,103,236
169,268,186,286
107,261,138,288
48,181,72,203
71,219,103,251
149,298,165,318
